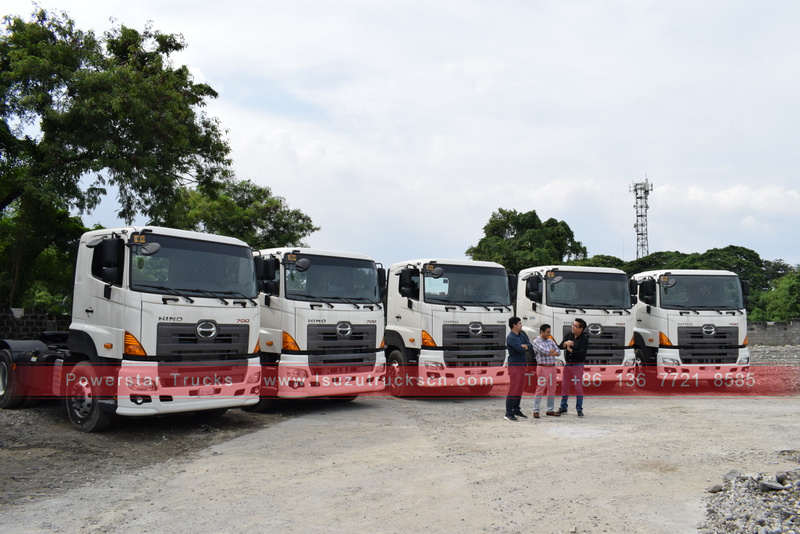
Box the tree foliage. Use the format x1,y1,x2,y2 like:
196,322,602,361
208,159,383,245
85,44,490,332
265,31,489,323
151,178,319,250
0,8,254,309
466,208,586,273
1,8,232,221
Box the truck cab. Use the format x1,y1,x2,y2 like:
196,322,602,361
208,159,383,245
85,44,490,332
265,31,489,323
2,226,263,432
383,259,514,396
632,269,751,386
254,248,387,401
517,266,637,387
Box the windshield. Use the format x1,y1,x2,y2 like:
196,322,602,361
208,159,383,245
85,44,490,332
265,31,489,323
129,233,257,298
545,271,631,309
422,264,510,306
659,275,744,310
284,254,381,303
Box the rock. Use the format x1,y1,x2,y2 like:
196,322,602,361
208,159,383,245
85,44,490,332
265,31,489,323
706,484,724,493
759,480,787,492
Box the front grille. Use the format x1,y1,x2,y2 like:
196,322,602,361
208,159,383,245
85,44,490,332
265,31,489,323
442,324,506,367
156,323,250,361
676,326,739,363
306,324,378,368
561,325,626,365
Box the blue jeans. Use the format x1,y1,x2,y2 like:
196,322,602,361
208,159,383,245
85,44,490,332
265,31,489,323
560,364,584,412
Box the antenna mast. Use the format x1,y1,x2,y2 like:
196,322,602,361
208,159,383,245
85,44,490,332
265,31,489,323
630,177,653,259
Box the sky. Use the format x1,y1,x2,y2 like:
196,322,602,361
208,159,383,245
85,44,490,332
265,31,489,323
5,0,800,269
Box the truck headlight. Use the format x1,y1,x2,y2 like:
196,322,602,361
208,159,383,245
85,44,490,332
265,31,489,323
662,358,680,366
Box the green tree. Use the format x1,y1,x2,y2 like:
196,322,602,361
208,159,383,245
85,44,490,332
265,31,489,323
760,272,800,321
570,254,626,270
151,178,319,249
466,208,586,273
1,8,233,307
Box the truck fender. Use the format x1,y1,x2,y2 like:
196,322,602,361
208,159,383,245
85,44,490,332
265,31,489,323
66,329,100,363
382,330,407,357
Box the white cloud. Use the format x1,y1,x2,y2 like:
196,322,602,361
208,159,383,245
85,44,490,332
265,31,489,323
6,0,800,267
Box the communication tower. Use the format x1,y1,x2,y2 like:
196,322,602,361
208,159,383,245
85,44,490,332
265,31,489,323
630,177,653,259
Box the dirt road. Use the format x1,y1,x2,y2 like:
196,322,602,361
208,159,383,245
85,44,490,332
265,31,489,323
1,347,798,533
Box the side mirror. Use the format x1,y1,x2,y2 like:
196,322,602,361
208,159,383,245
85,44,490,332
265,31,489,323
508,273,517,300
378,267,387,299
255,256,279,281
741,280,750,296
398,268,419,299
526,276,542,302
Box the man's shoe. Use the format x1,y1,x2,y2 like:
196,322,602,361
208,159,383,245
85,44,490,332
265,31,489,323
557,407,568,415
577,410,584,417
533,412,540,419
504,414,518,422
514,411,528,419
545,411,561,417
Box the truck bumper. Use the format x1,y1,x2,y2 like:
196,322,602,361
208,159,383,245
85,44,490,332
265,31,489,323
654,347,751,382
115,358,261,416
416,350,509,388
271,354,386,398
583,348,637,384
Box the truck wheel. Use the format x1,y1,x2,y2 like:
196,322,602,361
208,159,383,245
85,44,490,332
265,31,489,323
0,349,24,409
242,398,276,413
387,349,411,397
468,384,493,396
634,348,657,390
65,362,114,432
329,395,358,402
197,408,228,419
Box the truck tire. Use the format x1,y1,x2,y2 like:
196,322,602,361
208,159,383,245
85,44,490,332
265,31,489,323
468,384,493,396
65,362,114,432
242,398,276,413
634,348,657,390
0,349,24,409
329,395,358,402
387,349,411,397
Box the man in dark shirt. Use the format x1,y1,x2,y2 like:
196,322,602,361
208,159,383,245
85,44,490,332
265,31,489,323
557,318,589,417
504,316,531,421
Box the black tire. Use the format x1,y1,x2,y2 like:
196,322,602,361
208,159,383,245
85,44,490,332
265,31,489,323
468,384,493,396
196,408,228,419
65,362,114,432
0,349,24,409
386,349,412,397
634,348,658,390
242,398,276,413
329,395,358,402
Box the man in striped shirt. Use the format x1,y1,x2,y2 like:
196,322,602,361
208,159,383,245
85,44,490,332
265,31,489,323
531,324,561,418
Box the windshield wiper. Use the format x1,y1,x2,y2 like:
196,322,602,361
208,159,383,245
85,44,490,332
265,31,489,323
176,288,229,305
287,293,334,308
425,296,466,310
134,284,194,303
216,290,258,307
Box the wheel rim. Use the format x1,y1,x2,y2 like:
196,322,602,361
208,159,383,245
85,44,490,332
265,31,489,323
69,379,93,419
0,361,8,397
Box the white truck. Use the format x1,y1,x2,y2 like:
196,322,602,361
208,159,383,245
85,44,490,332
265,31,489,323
0,226,262,431
252,248,387,405
631,269,751,387
516,265,638,388
383,259,514,396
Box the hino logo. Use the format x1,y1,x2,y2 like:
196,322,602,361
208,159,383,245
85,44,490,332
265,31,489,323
336,321,353,338
468,322,484,336
159,317,183,322
196,320,218,340
702,324,717,337
588,324,602,337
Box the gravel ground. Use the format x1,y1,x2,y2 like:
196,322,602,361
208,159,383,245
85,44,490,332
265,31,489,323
0,345,798,533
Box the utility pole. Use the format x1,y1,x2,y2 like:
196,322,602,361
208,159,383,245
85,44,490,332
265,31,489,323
630,177,653,259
